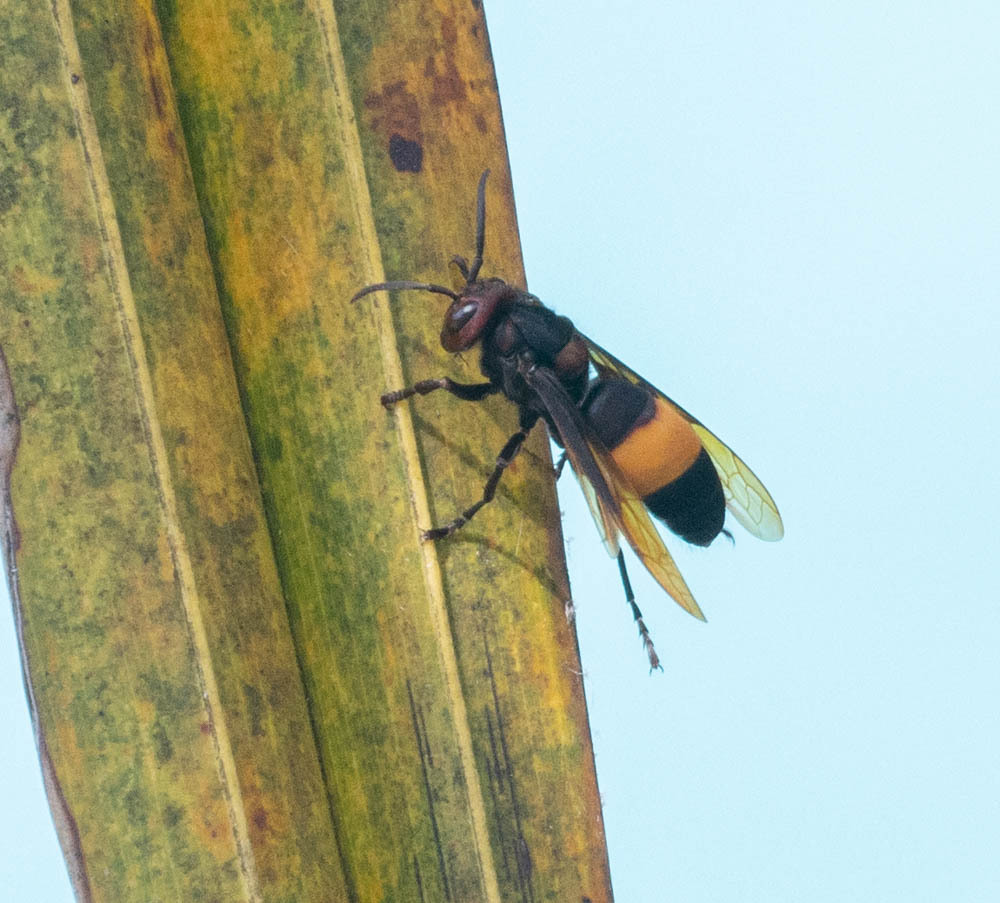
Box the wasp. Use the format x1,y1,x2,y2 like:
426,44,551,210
353,171,783,669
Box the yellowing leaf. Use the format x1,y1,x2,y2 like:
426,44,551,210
0,1,613,900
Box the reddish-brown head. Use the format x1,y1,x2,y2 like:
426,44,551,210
440,279,515,352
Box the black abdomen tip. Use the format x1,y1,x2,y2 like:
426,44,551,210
644,447,725,546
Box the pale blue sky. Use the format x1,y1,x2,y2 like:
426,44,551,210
3,2,999,899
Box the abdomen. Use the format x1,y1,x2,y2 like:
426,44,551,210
581,379,726,546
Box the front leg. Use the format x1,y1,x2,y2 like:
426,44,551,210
424,413,539,540
381,377,498,408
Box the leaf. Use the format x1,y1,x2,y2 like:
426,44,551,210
1,1,613,901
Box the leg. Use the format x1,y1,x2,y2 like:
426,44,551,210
423,420,535,540
381,377,498,408
617,551,662,672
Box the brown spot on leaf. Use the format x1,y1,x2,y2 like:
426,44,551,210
426,19,468,108
365,81,423,160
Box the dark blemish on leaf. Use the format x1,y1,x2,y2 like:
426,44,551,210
71,73,80,85
150,75,165,119
515,834,533,885
389,134,423,173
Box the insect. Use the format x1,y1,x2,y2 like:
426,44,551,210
352,171,783,668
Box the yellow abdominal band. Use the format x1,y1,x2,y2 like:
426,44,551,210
609,397,703,497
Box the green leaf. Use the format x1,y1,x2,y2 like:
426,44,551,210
0,1,613,900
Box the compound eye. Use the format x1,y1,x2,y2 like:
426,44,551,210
440,282,508,351
448,301,478,330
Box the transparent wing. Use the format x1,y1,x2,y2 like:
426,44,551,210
585,338,784,541
690,424,784,541
612,466,706,620
525,365,704,620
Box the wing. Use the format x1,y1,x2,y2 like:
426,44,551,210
614,484,706,620
585,338,784,542
524,365,706,621
522,365,620,556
